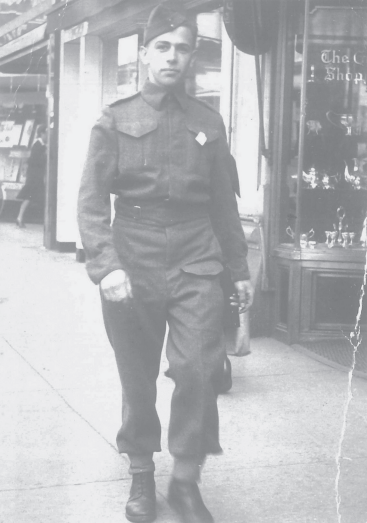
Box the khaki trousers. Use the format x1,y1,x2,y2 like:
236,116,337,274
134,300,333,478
101,215,225,460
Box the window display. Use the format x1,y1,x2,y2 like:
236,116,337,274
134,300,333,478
273,0,367,343
284,1,367,247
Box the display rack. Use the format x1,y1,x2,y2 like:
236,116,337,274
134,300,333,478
0,118,34,216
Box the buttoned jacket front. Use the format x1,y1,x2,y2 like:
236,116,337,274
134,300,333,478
78,81,249,284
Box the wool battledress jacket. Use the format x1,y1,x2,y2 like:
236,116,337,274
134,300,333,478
78,81,250,285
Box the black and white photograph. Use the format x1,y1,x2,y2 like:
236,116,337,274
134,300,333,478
0,1,366,522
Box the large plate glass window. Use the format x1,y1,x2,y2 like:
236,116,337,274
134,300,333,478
117,34,139,98
284,0,367,248
187,9,223,111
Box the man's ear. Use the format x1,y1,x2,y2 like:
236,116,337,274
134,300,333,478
139,46,149,65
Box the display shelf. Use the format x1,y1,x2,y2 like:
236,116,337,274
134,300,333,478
0,118,36,206
275,243,367,262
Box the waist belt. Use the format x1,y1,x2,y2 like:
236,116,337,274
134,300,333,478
115,201,209,225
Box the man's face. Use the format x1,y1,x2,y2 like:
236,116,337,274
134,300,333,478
140,25,195,88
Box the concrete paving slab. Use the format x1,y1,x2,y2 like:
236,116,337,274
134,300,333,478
1,261,122,394
154,461,341,523
2,332,122,393
56,385,122,449
214,370,349,469
57,371,175,470
0,389,124,490
0,477,180,523
338,457,367,522
0,337,49,393
1,280,118,391
203,463,340,523
0,479,128,523
2,458,363,523
233,337,341,377
339,401,367,460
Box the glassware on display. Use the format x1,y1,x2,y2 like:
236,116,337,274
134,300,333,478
324,207,360,249
300,228,315,248
286,226,317,248
339,113,354,136
301,112,367,191
286,226,295,240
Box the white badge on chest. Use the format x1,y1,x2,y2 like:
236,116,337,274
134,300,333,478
195,132,207,146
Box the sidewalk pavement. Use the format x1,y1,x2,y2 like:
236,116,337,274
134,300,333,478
1,222,367,523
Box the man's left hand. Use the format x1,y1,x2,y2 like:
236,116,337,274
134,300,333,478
233,280,254,313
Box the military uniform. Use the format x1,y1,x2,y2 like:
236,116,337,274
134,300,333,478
78,79,249,465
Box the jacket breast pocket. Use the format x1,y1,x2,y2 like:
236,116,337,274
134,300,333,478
185,122,220,178
115,119,158,172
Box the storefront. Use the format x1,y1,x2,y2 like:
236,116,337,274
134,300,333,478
0,0,68,233
267,0,367,342
0,21,48,224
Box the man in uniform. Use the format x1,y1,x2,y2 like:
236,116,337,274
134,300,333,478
78,3,253,522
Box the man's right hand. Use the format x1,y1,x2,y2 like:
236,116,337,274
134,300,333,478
100,270,133,302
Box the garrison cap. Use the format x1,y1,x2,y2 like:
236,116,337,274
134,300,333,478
143,3,197,46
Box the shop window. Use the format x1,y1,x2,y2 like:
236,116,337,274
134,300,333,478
282,0,367,246
188,9,223,112
117,34,139,97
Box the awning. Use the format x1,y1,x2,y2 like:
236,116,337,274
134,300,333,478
46,0,123,33
0,0,72,40
0,23,47,61
223,0,279,56
47,0,218,37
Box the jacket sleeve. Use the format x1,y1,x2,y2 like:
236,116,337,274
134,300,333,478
77,106,123,284
209,120,250,282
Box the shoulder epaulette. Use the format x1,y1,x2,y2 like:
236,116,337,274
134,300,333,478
187,94,219,114
109,91,140,107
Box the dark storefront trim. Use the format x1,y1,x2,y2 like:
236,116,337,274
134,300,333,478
47,0,221,36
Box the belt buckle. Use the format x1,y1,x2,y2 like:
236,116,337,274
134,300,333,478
133,205,142,219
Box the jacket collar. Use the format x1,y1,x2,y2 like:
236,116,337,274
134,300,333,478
141,79,188,111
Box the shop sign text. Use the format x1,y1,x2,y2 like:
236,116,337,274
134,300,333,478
321,49,367,84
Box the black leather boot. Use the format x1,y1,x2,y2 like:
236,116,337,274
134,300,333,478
125,471,156,523
168,478,214,523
